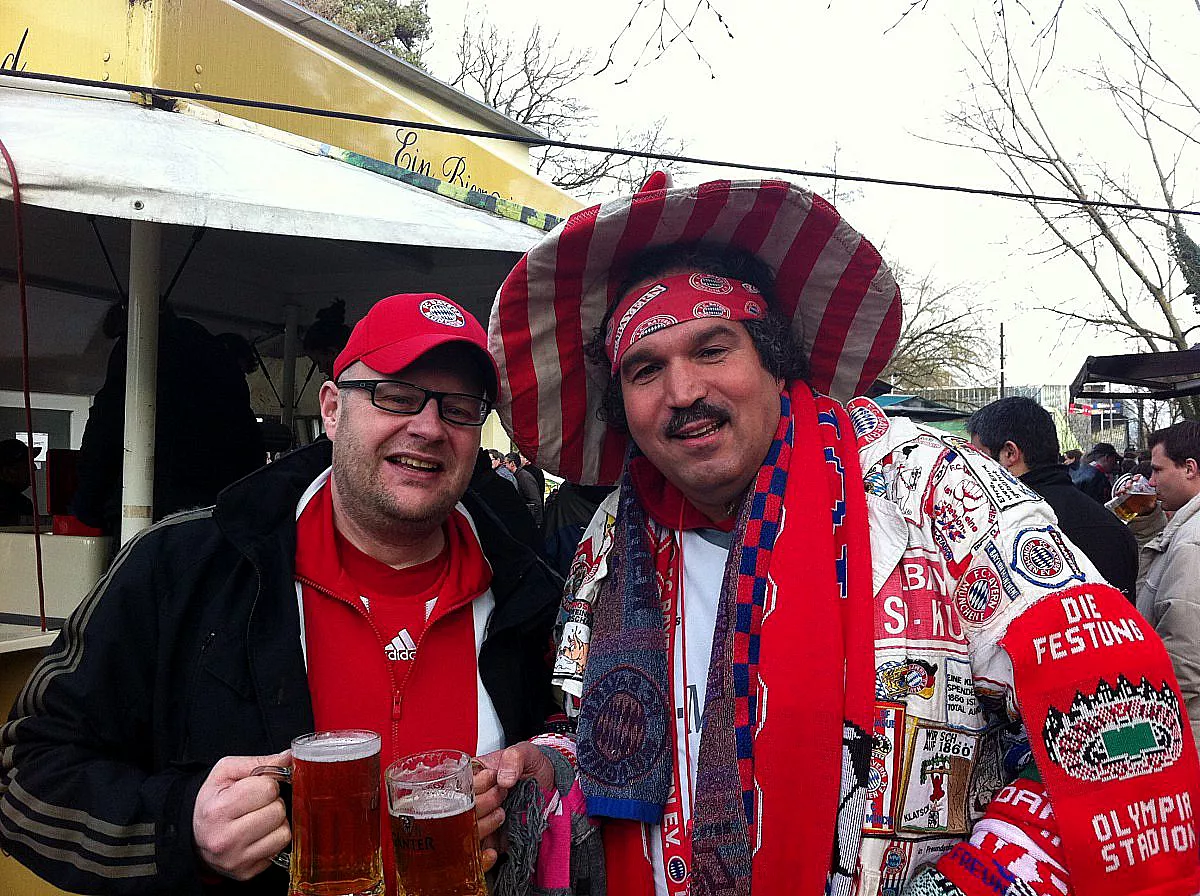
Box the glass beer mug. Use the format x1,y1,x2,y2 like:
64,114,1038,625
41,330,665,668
255,730,385,896
1106,474,1158,522
385,750,487,896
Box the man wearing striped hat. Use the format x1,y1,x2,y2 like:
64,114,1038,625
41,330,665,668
487,174,1200,895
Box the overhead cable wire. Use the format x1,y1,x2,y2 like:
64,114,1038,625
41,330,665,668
5,67,1200,219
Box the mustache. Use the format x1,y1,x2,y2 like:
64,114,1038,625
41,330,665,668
665,400,731,437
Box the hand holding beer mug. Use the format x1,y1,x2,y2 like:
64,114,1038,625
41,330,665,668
253,730,384,896
386,750,487,896
1107,473,1158,522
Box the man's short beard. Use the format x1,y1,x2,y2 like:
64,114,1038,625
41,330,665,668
329,423,462,542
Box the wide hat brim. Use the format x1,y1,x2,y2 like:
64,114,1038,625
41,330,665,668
488,177,902,486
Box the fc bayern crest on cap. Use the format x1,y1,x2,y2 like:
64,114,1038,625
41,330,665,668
419,298,466,328
689,272,734,294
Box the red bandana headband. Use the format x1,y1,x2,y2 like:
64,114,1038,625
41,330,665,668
603,272,767,372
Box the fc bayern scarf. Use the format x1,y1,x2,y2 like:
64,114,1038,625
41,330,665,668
575,383,874,895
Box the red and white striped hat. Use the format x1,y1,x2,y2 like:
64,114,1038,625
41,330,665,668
488,174,902,485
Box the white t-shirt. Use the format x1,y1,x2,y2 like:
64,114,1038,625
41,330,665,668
649,529,732,895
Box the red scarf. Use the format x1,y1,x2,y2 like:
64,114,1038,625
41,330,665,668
599,385,873,895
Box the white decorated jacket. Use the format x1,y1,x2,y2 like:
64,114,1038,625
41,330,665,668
553,399,1199,896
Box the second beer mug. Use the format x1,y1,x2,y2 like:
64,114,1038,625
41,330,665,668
385,750,487,896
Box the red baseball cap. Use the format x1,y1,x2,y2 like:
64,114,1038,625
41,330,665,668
332,294,499,396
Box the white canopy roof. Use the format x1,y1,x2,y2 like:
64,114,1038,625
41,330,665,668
0,81,544,394
0,81,540,252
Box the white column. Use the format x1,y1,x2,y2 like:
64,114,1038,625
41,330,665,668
120,220,162,545
281,304,299,432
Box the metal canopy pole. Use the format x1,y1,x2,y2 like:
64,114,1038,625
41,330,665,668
120,220,162,545
282,304,299,433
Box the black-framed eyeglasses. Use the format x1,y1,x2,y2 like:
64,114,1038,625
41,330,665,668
336,379,492,427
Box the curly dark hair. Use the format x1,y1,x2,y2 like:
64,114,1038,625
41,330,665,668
583,243,809,433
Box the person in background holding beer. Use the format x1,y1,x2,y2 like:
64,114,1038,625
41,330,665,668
487,173,1200,895
1140,420,1200,746
967,396,1139,603
0,294,562,894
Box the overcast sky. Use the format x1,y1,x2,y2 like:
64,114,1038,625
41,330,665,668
424,0,1200,390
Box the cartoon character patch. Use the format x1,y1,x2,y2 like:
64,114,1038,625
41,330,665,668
921,449,999,577
898,721,980,836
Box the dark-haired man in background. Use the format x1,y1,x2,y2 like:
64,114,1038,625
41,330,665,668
1072,441,1120,503
967,396,1138,602
1142,420,1200,745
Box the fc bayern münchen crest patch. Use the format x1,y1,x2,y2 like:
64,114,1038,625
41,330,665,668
418,298,465,327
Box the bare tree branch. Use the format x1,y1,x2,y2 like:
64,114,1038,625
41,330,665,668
948,2,1200,417
882,264,994,389
445,12,690,196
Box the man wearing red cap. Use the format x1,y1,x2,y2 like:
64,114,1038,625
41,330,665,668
488,176,1200,895
0,294,563,894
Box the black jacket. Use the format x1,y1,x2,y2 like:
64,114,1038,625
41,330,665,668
1021,463,1139,602
0,441,562,895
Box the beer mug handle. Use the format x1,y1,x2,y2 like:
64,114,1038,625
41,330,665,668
250,764,293,869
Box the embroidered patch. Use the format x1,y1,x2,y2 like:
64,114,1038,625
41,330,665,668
576,664,668,787
864,465,888,497
876,659,938,701
1010,527,1084,589
744,300,764,316
953,567,1003,625
1043,676,1184,783
847,397,890,447
943,657,986,731
898,721,980,836
922,450,999,577
983,542,1022,600
739,281,762,295
688,272,733,294
865,703,905,833
418,298,465,327
958,447,1043,511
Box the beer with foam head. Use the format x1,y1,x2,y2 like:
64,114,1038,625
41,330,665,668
290,731,384,896
385,750,485,896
